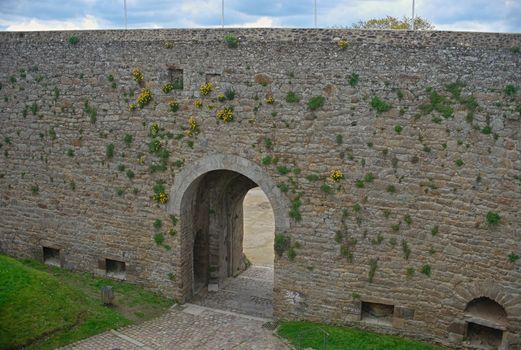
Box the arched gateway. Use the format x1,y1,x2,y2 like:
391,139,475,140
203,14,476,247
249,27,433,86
168,154,289,302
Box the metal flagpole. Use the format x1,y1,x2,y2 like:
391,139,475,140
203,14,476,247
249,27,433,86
222,0,224,28
314,0,317,28
411,0,415,30
124,0,128,29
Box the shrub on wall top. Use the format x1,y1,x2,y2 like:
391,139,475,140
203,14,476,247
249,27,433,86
224,34,238,48
68,35,79,45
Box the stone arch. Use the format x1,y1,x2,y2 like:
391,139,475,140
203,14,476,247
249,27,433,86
465,297,508,325
450,280,521,349
167,153,289,302
168,154,289,231
452,280,521,320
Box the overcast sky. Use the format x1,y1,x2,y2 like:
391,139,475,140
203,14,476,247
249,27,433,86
0,0,520,33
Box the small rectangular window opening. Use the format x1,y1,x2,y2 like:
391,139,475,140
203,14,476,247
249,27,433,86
361,301,394,325
106,259,126,277
167,67,183,90
43,246,60,266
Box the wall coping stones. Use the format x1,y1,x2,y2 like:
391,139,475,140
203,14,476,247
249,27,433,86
0,28,520,49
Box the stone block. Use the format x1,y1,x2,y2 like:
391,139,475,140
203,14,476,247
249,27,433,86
394,307,415,320
448,321,467,336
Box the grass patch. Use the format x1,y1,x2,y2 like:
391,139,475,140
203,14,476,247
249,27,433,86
277,321,444,350
0,255,173,350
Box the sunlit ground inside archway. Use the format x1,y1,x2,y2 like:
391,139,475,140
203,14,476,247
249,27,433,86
243,187,275,267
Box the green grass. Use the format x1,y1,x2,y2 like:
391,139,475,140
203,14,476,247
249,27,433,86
277,321,445,350
0,255,173,350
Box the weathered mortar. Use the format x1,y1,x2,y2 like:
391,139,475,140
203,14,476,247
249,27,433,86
0,28,520,348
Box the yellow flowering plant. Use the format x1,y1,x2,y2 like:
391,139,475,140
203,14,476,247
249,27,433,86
162,83,174,93
338,39,348,50
153,192,169,204
216,107,234,123
129,103,137,111
199,82,213,96
159,192,168,203
152,181,169,204
194,99,203,108
169,100,179,112
131,67,144,83
217,93,225,102
186,116,199,137
150,122,160,137
330,169,344,182
265,96,274,104
137,88,152,108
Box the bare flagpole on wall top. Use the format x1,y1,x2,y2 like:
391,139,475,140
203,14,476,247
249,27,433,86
412,0,416,30
124,0,128,29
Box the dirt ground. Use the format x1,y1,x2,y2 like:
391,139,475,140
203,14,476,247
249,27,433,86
243,187,275,266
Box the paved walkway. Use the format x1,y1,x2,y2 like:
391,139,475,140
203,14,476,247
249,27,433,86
192,265,274,319
61,266,289,350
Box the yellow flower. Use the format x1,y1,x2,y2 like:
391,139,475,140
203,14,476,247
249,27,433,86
194,99,203,108
129,103,137,111
187,116,199,136
199,82,213,96
337,39,348,49
216,107,234,123
162,83,174,93
330,169,344,182
131,67,144,82
137,88,152,108
265,96,274,104
159,192,169,204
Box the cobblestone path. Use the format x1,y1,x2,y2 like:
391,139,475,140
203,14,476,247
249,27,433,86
61,266,288,349
191,265,274,319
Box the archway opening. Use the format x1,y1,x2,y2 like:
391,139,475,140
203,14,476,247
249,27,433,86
178,168,277,318
464,297,507,349
171,154,289,317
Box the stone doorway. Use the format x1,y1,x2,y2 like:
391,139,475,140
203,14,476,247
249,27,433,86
169,154,289,310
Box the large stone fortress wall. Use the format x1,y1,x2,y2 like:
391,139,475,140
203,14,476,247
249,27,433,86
0,29,520,348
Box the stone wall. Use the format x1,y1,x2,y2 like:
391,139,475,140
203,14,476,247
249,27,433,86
0,28,520,348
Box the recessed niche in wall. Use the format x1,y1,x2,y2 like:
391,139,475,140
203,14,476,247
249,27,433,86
42,246,60,266
361,301,394,325
466,322,503,350
167,65,183,90
464,297,507,349
105,259,126,278
205,73,221,85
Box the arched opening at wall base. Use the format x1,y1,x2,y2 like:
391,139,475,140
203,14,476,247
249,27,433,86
463,297,508,350
168,154,289,318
